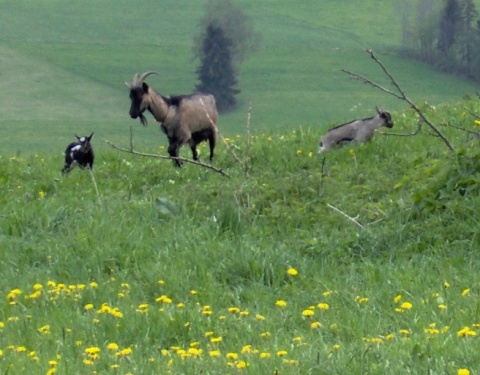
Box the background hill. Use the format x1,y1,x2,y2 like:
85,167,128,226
1,0,479,154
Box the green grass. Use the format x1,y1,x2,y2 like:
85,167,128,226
1,0,480,154
2,1,480,374
1,97,480,373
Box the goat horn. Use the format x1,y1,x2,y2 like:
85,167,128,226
132,71,159,87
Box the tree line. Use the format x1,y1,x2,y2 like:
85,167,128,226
399,0,480,81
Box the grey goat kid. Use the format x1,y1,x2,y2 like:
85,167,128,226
319,108,393,153
125,71,218,167
61,133,94,174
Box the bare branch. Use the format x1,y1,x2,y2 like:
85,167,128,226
327,203,365,229
244,101,252,175
199,98,247,172
342,50,455,152
104,140,230,178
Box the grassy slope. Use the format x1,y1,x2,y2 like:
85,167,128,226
1,1,480,373
1,0,479,154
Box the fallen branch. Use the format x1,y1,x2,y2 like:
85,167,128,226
200,98,248,172
342,50,455,152
327,203,364,229
104,140,230,178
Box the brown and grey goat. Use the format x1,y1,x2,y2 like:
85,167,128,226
125,71,218,166
61,133,94,174
319,109,393,153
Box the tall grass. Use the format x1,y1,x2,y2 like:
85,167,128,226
1,97,480,373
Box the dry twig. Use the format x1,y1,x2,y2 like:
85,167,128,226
199,98,247,172
104,140,230,178
342,50,455,152
327,203,364,229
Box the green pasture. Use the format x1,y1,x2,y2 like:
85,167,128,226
1,1,480,374
1,0,480,154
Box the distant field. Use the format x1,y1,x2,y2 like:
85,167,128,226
1,0,479,154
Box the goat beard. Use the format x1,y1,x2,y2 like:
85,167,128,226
139,113,148,126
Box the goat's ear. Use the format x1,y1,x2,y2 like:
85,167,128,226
376,106,381,114
142,82,149,92
88,132,94,140
124,82,132,89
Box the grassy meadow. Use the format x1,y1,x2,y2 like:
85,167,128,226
2,1,480,374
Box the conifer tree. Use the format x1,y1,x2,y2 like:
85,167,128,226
195,24,240,112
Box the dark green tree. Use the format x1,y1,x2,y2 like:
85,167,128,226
195,24,240,112
437,0,462,71
458,0,479,77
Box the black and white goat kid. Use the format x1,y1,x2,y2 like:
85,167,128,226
61,133,95,174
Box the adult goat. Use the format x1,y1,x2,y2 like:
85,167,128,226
125,71,218,167
319,108,393,153
61,133,95,174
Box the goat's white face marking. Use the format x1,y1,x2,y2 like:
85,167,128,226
70,144,81,159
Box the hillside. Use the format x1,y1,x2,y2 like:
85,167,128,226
1,0,479,154
1,96,480,372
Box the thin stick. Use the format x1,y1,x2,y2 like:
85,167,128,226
87,167,102,206
244,101,252,175
199,98,247,172
327,203,364,229
104,140,230,178
341,50,455,152
129,124,134,152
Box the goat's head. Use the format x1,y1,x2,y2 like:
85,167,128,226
124,72,159,126
76,132,94,152
376,107,394,128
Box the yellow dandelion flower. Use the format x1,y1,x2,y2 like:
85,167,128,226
89,282,98,288
210,350,220,357
226,352,238,360
260,352,270,358
276,300,287,307
323,290,333,297
256,314,265,320
386,333,395,340
438,304,447,310
85,347,100,355
332,344,341,350
400,329,410,335
211,336,222,344
287,268,298,276
302,309,314,317
260,332,271,338
394,295,402,303
277,350,288,357
237,361,248,369
107,343,119,351
241,345,252,353
458,369,470,375
311,321,321,329
400,302,412,310
462,289,470,296
228,307,240,314
317,303,329,310
458,327,477,337
444,281,450,288
475,120,480,126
